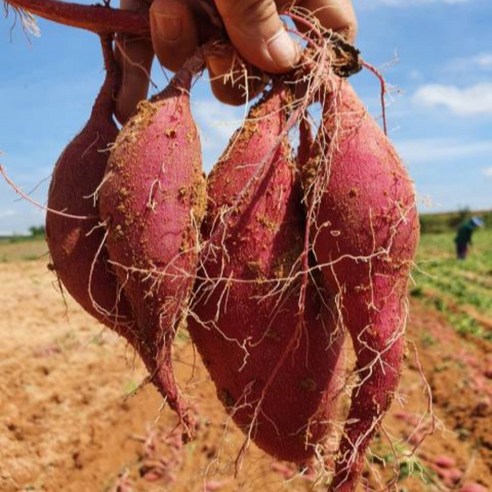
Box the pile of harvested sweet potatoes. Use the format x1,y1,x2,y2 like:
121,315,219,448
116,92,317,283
8,2,420,490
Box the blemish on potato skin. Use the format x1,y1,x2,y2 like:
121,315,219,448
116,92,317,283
300,378,318,392
218,388,235,409
265,328,281,342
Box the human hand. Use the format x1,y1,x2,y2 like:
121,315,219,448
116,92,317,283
115,0,357,124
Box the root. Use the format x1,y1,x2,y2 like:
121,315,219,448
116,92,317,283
405,339,437,453
4,0,40,37
0,164,95,220
114,35,157,92
361,60,388,135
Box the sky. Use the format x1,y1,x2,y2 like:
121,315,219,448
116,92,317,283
1,0,491,235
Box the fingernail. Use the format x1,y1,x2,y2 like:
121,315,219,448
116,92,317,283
266,29,299,70
152,13,182,43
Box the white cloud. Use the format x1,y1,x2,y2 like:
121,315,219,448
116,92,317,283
193,99,246,140
471,53,492,69
413,83,492,115
395,138,492,164
445,53,492,73
483,167,492,177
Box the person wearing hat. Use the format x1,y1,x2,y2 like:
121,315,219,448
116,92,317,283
454,216,484,260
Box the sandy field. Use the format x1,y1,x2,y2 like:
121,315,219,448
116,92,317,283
0,247,490,491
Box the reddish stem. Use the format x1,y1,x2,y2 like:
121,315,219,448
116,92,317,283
361,60,388,135
5,0,149,35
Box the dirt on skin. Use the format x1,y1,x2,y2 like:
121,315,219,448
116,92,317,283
0,257,490,492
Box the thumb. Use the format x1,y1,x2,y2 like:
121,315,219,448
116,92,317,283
214,0,299,73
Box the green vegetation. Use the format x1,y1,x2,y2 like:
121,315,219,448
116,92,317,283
370,442,438,488
419,208,492,234
413,213,492,340
28,225,46,238
0,225,47,262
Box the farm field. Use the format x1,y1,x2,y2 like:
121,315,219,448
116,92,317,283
412,229,492,340
0,231,490,491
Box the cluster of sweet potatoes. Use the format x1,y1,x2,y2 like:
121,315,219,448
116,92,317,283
43,22,419,492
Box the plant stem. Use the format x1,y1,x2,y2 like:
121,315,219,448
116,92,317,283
5,0,149,35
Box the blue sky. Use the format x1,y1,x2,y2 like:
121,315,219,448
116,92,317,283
1,0,491,235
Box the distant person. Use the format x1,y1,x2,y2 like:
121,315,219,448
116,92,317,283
454,216,484,260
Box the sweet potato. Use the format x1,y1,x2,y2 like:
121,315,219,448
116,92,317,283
306,79,419,490
45,36,134,341
99,60,206,436
188,85,345,463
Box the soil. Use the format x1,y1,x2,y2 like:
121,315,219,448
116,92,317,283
0,258,490,491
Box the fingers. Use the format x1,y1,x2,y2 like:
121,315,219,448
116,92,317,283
115,0,358,111
214,0,300,74
209,0,357,104
149,0,199,72
212,0,356,74
300,0,357,42
115,0,154,124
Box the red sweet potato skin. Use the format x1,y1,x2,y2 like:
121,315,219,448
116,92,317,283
99,73,205,431
309,80,419,490
188,87,344,463
45,65,134,339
